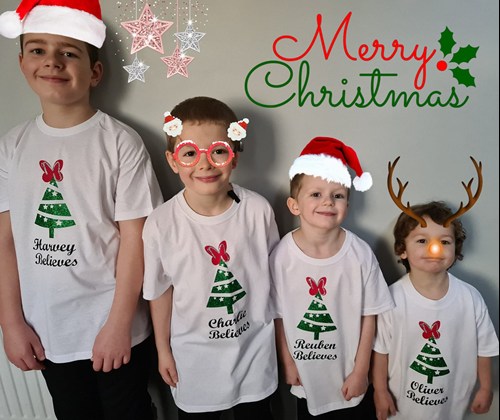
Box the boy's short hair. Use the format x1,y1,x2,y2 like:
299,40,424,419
290,173,351,200
19,34,100,68
393,201,466,272
290,174,306,199
166,96,238,152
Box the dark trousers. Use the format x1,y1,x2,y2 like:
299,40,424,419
297,385,376,420
41,336,154,420
178,396,274,420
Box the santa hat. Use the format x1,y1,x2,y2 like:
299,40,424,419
0,0,106,48
289,137,373,191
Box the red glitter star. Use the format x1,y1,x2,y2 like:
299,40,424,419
121,4,173,54
161,46,194,78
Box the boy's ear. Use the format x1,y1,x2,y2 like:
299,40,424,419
165,151,179,174
90,61,104,88
231,152,238,169
287,197,300,216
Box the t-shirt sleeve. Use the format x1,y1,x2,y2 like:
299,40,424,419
114,131,163,221
142,215,171,300
269,244,284,319
373,309,393,354
362,254,395,316
474,290,499,357
0,130,15,213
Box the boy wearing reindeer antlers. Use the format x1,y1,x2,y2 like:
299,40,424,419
372,198,499,420
270,137,394,419
142,96,279,419
0,1,162,419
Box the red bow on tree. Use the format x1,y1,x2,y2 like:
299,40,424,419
306,276,327,296
419,321,441,340
40,160,64,183
205,240,230,265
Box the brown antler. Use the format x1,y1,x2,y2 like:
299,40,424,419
387,157,427,227
443,157,483,227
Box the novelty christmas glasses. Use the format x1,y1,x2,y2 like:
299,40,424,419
173,140,235,168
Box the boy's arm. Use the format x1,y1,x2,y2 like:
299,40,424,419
150,287,178,387
341,314,375,400
91,217,146,372
372,351,397,420
274,318,301,385
0,211,45,371
470,356,493,414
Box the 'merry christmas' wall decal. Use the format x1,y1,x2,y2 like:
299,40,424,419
245,12,479,109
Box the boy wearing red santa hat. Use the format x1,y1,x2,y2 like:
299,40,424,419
0,1,162,419
271,136,394,419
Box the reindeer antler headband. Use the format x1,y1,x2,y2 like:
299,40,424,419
163,112,250,142
387,156,483,227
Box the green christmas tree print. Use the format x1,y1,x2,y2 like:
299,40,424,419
410,321,450,384
205,241,246,315
35,160,75,239
297,277,337,340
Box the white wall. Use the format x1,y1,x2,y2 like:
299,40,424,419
0,0,498,419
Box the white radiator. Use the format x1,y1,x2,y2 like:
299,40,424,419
0,333,56,420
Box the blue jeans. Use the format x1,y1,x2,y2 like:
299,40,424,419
41,336,154,420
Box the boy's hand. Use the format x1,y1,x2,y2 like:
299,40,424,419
282,358,302,386
158,348,178,387
470,387,493,414
3,321,45,371
374,388,397,420
91,323,131,372
341,370,368,401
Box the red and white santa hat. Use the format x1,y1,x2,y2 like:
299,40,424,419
289,137,373,191
0,0,106,48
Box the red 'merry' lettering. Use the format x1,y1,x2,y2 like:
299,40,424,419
272,13,436,90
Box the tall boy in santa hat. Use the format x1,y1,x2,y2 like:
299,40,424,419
0,1,162,419
270,137,394,419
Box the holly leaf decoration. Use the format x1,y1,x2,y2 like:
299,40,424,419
438,27,456,57
450,67,476,87
450,45,479,65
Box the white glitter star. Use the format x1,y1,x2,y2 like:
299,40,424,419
123,57,150,83
121,4,173,54
175,21,205,52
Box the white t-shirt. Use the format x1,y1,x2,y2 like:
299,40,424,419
373,274,499,420
0,111,163,362
270,230,394,416
143,185,280,412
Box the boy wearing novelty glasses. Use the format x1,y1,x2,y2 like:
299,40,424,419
142,97,279,419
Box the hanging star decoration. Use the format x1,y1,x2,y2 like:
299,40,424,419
175,20,205,52
123,56,150,83
121,3,173,54
161,46,194,78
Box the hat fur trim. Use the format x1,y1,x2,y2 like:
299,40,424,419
22,5,106,47
289,154,352,188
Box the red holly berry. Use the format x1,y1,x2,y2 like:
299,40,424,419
437,60,448,71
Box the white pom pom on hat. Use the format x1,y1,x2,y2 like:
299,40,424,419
289,136,373,191
0,0,106,48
